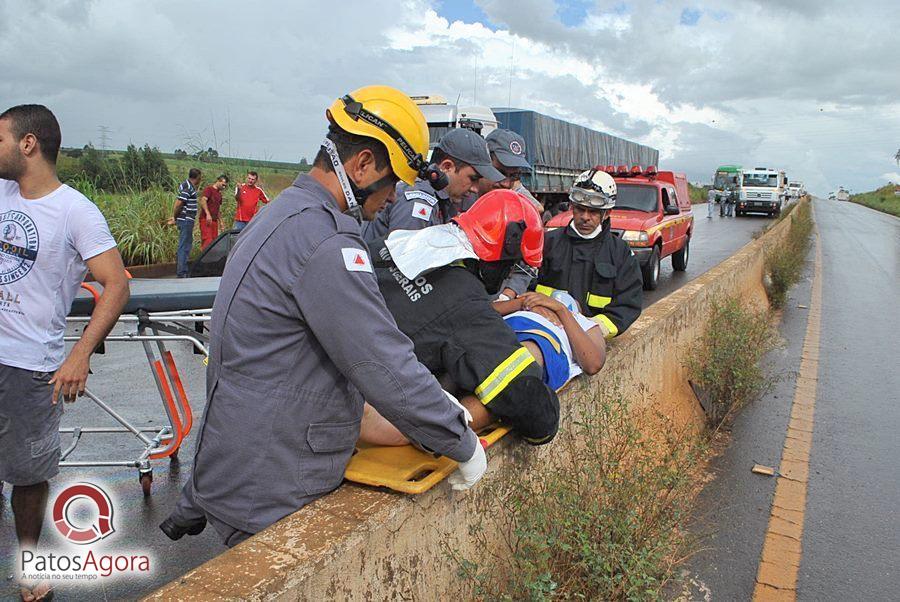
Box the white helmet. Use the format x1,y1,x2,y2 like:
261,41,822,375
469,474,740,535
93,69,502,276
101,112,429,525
569,169,617,210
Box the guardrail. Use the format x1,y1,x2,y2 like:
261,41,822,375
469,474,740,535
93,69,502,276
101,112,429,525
147,203,800,600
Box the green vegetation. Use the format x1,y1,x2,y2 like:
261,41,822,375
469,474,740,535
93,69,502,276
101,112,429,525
764,201,814,309
688,183,710,204
850,184,900,218
452,387,702,601
57,146,308,266
687,298,778,428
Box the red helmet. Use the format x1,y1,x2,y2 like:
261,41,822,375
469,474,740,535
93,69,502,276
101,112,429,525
452,189,544,267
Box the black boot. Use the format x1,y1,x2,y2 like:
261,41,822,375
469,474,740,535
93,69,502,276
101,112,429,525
159,515,207,541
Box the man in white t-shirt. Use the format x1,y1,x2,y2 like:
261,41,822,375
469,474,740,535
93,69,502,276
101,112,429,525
0,105,129,602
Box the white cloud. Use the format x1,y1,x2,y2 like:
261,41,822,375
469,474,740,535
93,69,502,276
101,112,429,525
1,0,899,196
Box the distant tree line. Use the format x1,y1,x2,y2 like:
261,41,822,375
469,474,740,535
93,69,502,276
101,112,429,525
61,144,172,192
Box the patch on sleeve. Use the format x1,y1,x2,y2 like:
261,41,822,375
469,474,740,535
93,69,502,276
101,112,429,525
411,201,433,221
341,248,373,273
404,190,438,206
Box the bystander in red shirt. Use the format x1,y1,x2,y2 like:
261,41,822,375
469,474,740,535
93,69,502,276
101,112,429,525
234,183,269,223
199,185,223,249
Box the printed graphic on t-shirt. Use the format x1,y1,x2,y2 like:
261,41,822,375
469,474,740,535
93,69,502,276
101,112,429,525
0,210,39,284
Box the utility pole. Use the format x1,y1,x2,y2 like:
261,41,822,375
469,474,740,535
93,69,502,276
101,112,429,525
97,125,111,153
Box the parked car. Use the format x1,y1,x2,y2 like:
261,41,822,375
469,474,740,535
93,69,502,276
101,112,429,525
546,166,694,290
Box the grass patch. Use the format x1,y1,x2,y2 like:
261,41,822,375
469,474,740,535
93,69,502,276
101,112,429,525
688,183,710,204
764,201,814,309
451,387,703,601
687,298,778,429
62,153,303,266
850,185,900,217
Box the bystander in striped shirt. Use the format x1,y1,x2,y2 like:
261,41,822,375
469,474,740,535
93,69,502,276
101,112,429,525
176,179,198,223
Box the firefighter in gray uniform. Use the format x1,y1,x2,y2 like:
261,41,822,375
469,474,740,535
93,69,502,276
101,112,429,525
161,85,487,547
362,127,503,241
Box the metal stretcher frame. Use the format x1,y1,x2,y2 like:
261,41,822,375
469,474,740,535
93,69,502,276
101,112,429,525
62,278,216,496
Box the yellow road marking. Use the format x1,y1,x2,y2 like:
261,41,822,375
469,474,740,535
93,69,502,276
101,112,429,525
753,230,823,601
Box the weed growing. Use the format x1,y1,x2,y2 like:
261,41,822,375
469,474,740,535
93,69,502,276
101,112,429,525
849,184,900,218
452,388,703,601
764,201,813,309
686,298,777,429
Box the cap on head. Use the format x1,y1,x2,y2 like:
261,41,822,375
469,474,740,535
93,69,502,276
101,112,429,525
486,129,531,171
436,129,504,182
452,188,544,267
569,169,617,210
326,85,429,185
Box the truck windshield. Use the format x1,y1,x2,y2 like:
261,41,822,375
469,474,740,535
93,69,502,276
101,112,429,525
427,123,453,148
743,173,778,187
714,173,738,189
615,184,658,212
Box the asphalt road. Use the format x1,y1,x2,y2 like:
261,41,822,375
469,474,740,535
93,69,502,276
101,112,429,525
642,203,770,307
0,204,773,600
682,198,900,599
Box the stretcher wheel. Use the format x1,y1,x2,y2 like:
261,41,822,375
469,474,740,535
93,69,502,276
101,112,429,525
140,471,153,497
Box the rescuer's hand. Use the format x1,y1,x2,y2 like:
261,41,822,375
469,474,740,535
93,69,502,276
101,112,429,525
592,316,611,339
449,440,487,491
444,389,473,424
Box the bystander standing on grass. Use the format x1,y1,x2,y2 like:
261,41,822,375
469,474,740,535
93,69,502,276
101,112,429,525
232,170,268,231
198,174,228,249
168,167,201,277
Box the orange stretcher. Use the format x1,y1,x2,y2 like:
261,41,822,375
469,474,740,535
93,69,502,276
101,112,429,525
60,278,218,496
344,424,511,494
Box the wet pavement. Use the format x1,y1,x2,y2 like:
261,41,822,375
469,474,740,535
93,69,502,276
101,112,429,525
682,198,900,600
642,204,770,307
0,203,772,600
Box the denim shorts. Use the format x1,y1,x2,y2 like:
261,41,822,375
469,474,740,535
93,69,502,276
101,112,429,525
0,364,62,486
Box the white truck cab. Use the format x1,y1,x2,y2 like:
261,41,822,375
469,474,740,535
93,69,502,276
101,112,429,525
787,181,804,199
737,167,787,217
410,95,498,150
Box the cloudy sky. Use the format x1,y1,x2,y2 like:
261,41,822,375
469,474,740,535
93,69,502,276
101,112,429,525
2,0,899,195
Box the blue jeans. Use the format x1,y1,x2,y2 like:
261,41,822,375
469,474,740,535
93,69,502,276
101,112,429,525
177,220,194,278
233,220,249,232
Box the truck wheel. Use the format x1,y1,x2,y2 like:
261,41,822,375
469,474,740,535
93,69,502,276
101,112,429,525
672,238,689,271
642,247,660,290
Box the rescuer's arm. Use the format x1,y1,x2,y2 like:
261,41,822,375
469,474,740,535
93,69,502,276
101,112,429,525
594,248,643,338
291,234,477,463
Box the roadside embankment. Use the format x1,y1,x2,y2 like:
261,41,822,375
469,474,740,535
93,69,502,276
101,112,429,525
147,201,802,601
850,185,900,218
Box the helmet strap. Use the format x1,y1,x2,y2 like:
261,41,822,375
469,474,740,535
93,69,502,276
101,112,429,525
322,137,362,221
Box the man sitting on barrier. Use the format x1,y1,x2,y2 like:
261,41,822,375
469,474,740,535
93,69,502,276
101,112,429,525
360,189,560,447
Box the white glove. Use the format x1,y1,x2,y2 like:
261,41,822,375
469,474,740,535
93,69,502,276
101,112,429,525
448,440,487,491
444,389,473,425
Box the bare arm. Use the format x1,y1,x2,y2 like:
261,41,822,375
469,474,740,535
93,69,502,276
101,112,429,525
171,199,184,222
520,292,605,375
50,248,130,402
198,194,211,220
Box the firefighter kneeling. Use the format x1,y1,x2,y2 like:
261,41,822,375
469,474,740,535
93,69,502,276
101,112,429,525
535,169,643,339
361,189,560,446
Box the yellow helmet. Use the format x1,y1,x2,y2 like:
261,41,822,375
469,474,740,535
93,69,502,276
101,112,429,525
327,85,429,185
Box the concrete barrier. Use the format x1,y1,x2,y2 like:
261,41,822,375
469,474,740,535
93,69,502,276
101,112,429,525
148,206,799,600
